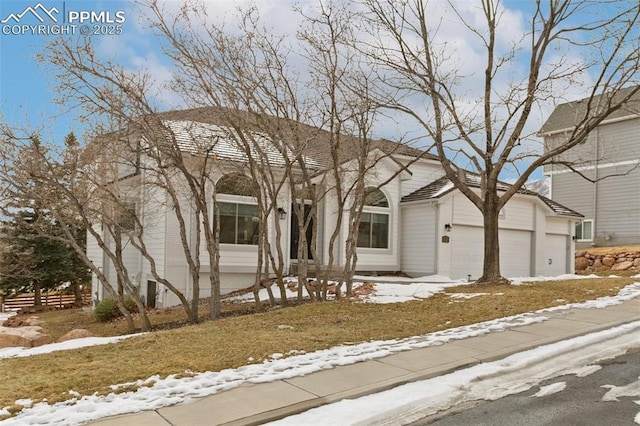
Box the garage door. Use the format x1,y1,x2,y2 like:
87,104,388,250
450,225,532,279
544,234,568,276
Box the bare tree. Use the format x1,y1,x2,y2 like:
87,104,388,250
35,35,227,322
360,0,640,282
0,128,153,331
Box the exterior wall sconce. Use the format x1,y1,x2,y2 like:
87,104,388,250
444,223,452,232
277,207,287,220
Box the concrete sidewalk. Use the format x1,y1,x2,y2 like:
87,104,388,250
93,298,640,426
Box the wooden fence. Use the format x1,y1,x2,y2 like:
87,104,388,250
1,293,92,313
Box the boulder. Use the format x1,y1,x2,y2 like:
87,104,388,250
574,256,589,271
2,316,45,327
0,326,53,348
57,329,96,343
591,260,608,272
601,256,616,267
611,260,634,271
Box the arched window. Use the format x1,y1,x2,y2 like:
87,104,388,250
357,187,390,249
215,174,259,245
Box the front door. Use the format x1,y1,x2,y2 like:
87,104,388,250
290,203,314,260
146,280,157,308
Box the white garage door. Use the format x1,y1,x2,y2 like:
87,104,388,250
451,225,532,279
544,234,568,277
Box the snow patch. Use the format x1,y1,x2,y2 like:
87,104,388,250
533,382,567,397
601,377,640,402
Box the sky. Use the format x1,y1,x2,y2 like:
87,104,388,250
1,275,639,425
0,0,630,182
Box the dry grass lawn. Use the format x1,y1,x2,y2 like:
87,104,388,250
0,276,637,416
578,245,640,255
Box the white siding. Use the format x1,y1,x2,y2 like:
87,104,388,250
400,203,436,276
86,230,103,303
141,185,167,284
400,160,445,198
452,192,534,231
545,217,572,235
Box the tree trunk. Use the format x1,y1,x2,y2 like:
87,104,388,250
73,280,83,305
33,281,42,306
478,199,503,283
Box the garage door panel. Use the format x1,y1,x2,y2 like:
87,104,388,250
545,234,568,276
451,226,532,279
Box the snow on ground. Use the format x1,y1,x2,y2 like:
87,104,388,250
0,334,143,360
0,312,15,322
268,321,640,425
227,273,608,304
1,276,639,425
533,382,567,397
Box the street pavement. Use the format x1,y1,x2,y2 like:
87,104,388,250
92,298,640,426
416,346,640,425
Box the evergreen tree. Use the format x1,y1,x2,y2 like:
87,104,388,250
0,134,90,304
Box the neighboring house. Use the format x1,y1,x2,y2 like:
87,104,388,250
540,89,640,248
89,108,581,308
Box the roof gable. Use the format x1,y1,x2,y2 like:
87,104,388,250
401,172,583,218
540,86,640,135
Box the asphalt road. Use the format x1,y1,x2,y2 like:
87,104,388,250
413,346,640,426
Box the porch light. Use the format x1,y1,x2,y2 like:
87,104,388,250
444,223,452,232
277,207,287,220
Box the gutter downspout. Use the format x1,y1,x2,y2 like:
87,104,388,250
593,127,599,244
434,203,439,274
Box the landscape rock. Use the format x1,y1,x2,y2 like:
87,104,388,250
2,316,45,327
574,256,590,271
574,249,640,273
0,326,53,348
591,260,608,272
57,329,96,343
611,260,634,271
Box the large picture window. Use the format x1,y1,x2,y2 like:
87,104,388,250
357,187,390,249
215,174,259,245
217,202,259,245
575,219,593,241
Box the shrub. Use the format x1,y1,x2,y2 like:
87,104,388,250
94,297,139,322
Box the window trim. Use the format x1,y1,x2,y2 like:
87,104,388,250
575,219,593,242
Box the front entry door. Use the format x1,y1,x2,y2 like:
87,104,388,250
290,203,314,260
146,280,157,308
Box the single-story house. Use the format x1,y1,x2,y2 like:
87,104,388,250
88,108,582,308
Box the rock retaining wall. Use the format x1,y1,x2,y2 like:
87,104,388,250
575,250,640,273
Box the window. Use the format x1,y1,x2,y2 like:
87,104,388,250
215,174,259,245
575,219,593,241
357,188,390,249
117,203,136,232
217,202,259,244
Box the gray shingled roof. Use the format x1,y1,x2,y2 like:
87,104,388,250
159,119,322,169
147,106,436,168
540,86,640,134
401,172,583,218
